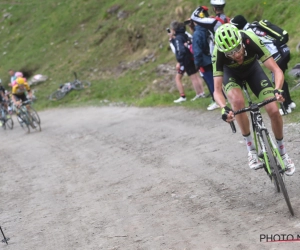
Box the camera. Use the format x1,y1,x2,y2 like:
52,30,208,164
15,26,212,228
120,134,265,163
184,20,191,25
166,28,170,33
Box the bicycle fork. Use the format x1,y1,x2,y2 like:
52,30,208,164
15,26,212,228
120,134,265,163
252,110,274,176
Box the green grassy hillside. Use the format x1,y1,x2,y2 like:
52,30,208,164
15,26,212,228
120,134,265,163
1,0,300,118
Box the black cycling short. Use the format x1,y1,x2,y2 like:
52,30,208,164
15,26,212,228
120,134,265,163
13,93,28,102
222,60,274,101
183,60,198,76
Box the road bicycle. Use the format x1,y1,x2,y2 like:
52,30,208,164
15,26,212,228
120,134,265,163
15,100,41,133
229,82,294,216
49,72,91,100
290,78,300,91
288,63,300,91
0,102,13,130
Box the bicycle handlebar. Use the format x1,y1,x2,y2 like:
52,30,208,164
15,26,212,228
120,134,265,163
229,121,236,133
234,97,277,115
20,100,32,106
228,97,277,133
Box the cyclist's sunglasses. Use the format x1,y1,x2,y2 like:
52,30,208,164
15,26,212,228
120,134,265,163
225,44,243,57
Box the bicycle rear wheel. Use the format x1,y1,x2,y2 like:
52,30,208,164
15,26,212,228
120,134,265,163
262,130,294,216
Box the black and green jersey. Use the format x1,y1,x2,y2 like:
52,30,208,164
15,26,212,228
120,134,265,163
212,30,272,77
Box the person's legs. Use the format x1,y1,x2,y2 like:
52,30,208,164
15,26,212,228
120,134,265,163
202,67,220,110
264,102,283,140
273,49,295,113
247,59,295,175
226,87,262,169
173,65,186,103
189,73,204,95
175,73,185,97
185,60,205,100
226,88,250,135
222,66,263,169
202,70,214,98
264,101,295,175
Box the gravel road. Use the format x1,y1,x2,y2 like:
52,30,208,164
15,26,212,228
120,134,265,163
0,106,299,250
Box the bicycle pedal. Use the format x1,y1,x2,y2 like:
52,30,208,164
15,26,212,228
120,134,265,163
255,165,264,170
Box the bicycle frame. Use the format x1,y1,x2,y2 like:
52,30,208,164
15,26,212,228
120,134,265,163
16,104,31,125
230,83,294,215
241,83,286,177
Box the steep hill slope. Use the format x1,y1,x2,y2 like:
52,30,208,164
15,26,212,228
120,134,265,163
0,0,299,109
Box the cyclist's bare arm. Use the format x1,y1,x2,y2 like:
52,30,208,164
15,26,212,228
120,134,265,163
214,76,226,108
214,76,234,122
263,57,284,101
27,89,33,99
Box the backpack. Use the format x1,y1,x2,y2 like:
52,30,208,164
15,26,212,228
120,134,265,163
214,13,231,25
249,20,289,47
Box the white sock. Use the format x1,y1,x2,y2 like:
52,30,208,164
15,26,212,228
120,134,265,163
276,138,286,156
243,133,256,152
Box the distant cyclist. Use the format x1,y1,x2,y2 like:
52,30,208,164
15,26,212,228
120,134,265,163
11,77,33,108
0,83,7,102
212,24,295,176
0,82,10,112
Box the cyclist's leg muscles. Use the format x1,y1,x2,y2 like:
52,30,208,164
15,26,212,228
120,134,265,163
247,63,283,140
223,69,250,135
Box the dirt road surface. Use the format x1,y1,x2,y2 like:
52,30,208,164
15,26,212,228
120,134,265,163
0,106,299,250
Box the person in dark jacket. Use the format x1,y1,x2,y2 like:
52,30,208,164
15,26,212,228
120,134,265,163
170,21,205,102
192,21,219,110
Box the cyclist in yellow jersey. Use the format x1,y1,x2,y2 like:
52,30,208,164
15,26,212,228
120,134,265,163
212,24,295,176
11,77,33,107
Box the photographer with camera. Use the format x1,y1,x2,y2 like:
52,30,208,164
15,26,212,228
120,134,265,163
168,20,205,103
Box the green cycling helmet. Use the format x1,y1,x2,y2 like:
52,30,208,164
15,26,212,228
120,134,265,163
215,23,242,52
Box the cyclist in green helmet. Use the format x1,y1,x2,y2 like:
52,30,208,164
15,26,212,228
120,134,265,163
212,23,295,176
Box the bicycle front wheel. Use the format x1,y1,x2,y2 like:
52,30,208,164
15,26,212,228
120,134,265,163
262,130,294,216
1,118,6,130
49,90,66,100
18,113,30,133
3,109,14,130
29,108,41,124
5,118,14,130
28,109,41,132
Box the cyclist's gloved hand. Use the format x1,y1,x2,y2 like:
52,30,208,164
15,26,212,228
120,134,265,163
274,89,285,102
221,106,233,122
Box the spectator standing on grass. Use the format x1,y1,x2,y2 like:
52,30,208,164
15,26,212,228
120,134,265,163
168,28,195,103
191,6,220,111
230,15,296,115
210,0,229,24
8,69,16,87
169,20,206,103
